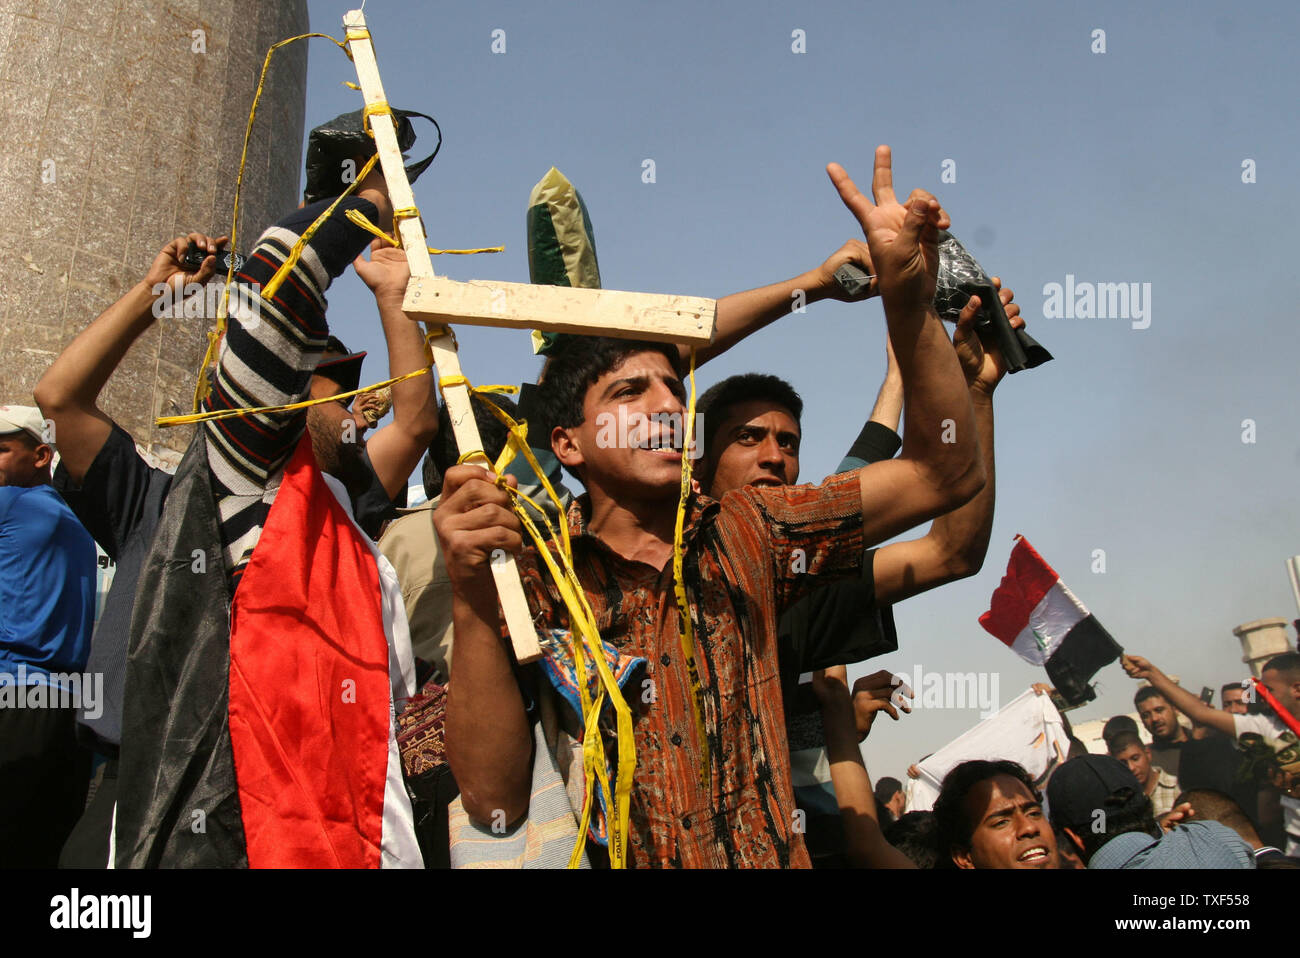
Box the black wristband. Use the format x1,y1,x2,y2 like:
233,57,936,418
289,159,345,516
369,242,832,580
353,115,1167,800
846,420,901,465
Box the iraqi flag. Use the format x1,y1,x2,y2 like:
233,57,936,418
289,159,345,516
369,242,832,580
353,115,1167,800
978,536,1122,706
114,434,422,868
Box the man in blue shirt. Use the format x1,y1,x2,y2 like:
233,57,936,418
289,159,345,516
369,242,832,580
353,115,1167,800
1047,754,1254,869
0,404,96,865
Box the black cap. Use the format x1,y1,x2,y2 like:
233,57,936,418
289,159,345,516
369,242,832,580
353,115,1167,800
1046,754,1145,830
314,350,367,396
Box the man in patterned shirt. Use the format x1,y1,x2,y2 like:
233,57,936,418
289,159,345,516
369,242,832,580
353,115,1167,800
437,147,989,867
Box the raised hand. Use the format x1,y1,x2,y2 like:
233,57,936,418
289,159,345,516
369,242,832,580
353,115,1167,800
815,238,876,302
826,146,950,310
1121,654,1157,682
433,464,523,590
953,277,1024,396
353,238,411,309
851,668,911,741
144,232,229,295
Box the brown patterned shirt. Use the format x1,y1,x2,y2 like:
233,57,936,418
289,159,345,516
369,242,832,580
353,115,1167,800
517,470,865,868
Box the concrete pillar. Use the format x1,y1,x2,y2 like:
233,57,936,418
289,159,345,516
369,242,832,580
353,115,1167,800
1233,617,1295,678
0,0,309,466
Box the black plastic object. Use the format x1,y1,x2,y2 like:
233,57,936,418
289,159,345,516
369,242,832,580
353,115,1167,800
931,230,1051,374
302,108,442,205
182,240,244,275
834,231,1053,374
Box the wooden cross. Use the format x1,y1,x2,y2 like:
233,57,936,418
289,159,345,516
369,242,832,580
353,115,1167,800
344,10,717,663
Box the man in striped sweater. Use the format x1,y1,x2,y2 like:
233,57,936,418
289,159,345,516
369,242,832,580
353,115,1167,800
37,161,435,866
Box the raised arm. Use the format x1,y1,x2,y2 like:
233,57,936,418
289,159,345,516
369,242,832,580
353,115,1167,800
872,280,1022,604
829,148,984,546
34,233,225,481
868,336,903,433
691,240,874,367
1122,654,1236,736
813,666,916,868
835,337,903,473
352,241,439,498
202,166,393,491
435,464,533,825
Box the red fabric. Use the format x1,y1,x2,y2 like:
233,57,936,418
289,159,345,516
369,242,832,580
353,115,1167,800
227,435,390,867
979,535,1061,646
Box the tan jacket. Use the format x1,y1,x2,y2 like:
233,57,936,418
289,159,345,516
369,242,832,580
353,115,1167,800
378,498,453,682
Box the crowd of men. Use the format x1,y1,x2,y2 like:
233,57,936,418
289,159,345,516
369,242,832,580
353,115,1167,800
2,136,1297,869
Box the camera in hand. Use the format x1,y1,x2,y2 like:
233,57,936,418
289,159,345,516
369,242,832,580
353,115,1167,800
182,240,244,276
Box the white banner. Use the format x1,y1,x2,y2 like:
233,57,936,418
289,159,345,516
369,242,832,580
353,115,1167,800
905,689,1071,813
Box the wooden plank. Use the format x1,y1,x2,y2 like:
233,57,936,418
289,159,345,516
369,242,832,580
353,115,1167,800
345,9,541,664
429,333,543,665
343,9,435,278
405,276,716,346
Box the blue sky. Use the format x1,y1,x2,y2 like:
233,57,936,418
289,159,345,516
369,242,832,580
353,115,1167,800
300,0,1300,780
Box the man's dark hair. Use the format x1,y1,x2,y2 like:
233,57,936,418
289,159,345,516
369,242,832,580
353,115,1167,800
874,776,903,806
1173,788,1258,843
932,760,1040,868
1102,714,1140,748
695,373,803,462
1221,682,1244,699
422,394,519,501
1063,788,1159,865
1134,686,1169,710
1263,652,1300,679
1107,730,1146,756
538,336,682,432
884,811,939,869
1177,735,1254,809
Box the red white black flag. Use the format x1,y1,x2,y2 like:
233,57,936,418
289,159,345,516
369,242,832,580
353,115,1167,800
979,536,1122,705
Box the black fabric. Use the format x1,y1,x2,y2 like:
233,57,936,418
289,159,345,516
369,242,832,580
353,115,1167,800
1043,614,1122,706
114,431,247,867
59,757,117,868
53,424,173,753
351,447,404,540
845,421,902,467
1149,740,1184,781
777,547,898,697
303,109,440,205
0,701,90,867
1177,735,1257,825
404,763,458,869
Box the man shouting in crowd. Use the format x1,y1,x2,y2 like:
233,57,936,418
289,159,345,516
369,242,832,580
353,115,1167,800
435,147,987,867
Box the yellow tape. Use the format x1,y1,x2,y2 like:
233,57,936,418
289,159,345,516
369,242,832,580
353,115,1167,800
429,245,504,255
261,152,380,302
190,30,351,413
672,347,709,790
157,365,429,427
348,207,502,256
469,388,636,868
361,100,393,138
